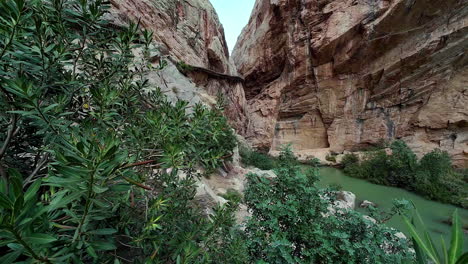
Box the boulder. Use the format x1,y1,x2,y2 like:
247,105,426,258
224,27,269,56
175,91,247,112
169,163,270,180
360,200,377,208
336,191,356,210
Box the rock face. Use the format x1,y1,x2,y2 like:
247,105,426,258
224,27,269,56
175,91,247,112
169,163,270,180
109,0,247,132
233,0,468,167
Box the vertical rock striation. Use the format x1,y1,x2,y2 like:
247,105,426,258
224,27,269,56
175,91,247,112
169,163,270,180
108,0,247,132
233,0,468,166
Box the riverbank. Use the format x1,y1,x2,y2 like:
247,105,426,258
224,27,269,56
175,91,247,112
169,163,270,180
316,167,468,249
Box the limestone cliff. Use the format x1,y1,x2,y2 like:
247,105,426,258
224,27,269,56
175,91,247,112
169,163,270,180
233,0,468,167
108,0,247,132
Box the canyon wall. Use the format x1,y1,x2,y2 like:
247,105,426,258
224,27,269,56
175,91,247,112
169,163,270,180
108,0,247,132
233,0,468,167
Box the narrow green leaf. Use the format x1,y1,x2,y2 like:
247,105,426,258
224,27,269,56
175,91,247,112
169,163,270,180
413,236,427,264
102,145,118,160
0,192,13,209
86,245,98,259
425,230,441,262
403,216,440,264
91,241,116,251
25,233,57,244
92,185,108,194
48,191,82,211
0,239,16,247
24,179,41,202
8,169,23,198
455,252,468,264
88,228,117,235
0,249,23,264
448,209,463,264
441,236,448,264
13,195,24,217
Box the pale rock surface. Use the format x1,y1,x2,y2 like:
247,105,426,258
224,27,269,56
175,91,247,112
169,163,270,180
108,0,248,132
336,191,356,210
233,0,468,167
362,215,377,224
360,200,377,208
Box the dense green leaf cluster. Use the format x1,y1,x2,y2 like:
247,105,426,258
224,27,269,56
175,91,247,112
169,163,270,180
342,141,467,208
0,0,238,262
239,146,277,170
243,148,413,263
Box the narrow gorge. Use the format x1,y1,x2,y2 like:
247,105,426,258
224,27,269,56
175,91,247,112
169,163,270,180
109,0,467,167
0,0,467,262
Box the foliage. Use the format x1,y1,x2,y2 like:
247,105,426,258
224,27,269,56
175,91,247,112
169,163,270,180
220,188,243,204
341,153,359,168
342,141,467,208
306,157,321,167
0,0,238,262
403,209,467,264
243,147,413,263
325,154,336,163
177,61,194,73
239,146,276,170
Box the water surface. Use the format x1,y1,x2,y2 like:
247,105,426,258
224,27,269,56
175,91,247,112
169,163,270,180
316,167,468,250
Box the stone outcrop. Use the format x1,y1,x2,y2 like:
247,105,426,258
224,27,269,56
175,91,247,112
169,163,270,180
108,0,247,132
233,0,468,167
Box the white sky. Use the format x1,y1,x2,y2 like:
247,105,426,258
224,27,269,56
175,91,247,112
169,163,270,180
210,0,256,54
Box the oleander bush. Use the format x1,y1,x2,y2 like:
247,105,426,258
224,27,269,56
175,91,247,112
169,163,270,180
0,0,238,262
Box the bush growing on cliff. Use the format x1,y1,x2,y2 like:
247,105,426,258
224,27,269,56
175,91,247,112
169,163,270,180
243,148,413,263
0,0,238,262
342,141,467,208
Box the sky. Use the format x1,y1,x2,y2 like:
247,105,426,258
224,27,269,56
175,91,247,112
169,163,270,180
210,0,256,54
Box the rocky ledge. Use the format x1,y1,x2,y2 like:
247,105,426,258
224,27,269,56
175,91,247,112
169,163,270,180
233,0,468,167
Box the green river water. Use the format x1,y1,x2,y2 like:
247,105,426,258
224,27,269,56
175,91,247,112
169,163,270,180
317,167,468,250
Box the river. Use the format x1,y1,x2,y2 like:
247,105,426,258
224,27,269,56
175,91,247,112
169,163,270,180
317,167,468,250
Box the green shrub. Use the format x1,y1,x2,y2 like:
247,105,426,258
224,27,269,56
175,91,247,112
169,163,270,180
229,149,431,264
306,157,321,167
415,150,467,207
342,141,467,208
341,153,359,167
243,148,412,263
325,154,336,162
176,60,194,73
239,147,276,170
341,153,364,178
0,0,239,262
220,188,243,204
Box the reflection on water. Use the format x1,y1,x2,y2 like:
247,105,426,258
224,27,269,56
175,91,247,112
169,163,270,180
315,167,468,250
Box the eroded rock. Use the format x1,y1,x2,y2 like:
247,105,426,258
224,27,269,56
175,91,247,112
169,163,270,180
233,0,468,167
360,200,377,208
109,0,248,132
